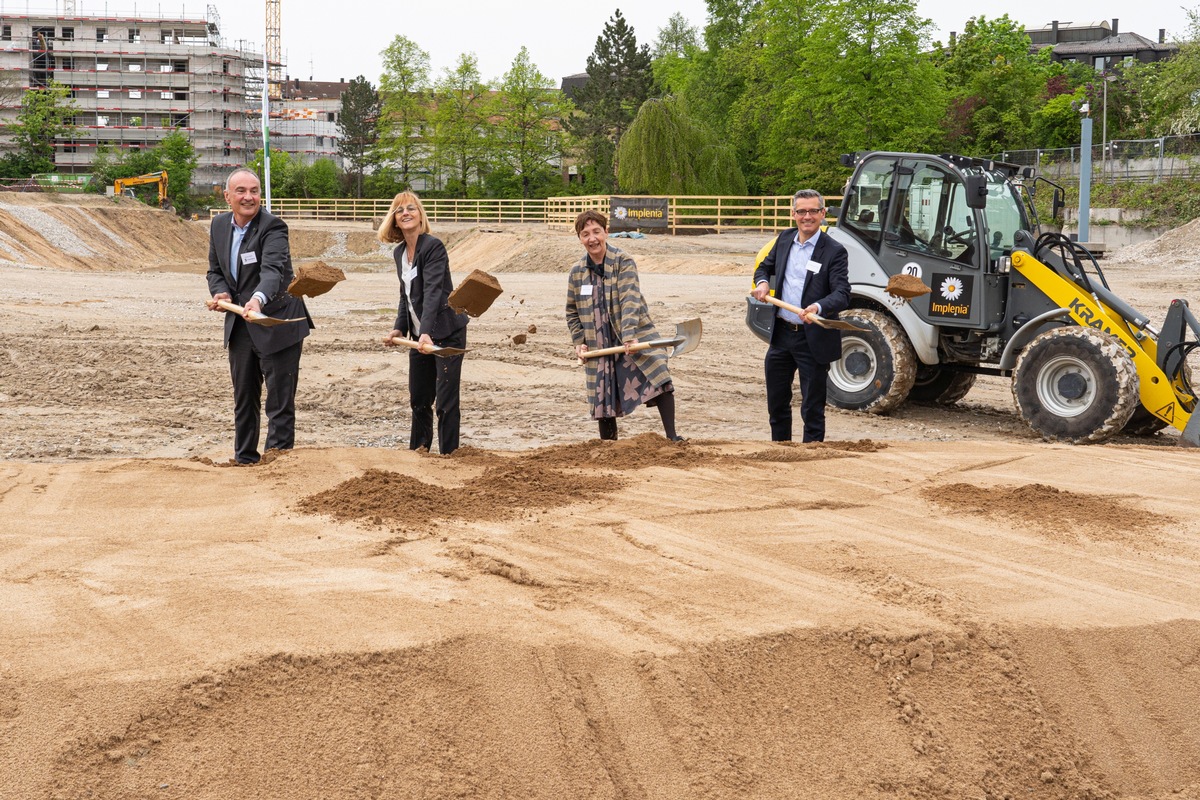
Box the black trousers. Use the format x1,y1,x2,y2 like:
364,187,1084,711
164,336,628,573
408,327,466,454
228,318,303,464
765,323,830,443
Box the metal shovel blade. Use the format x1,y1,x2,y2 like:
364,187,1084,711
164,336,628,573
215,299,305,327
806,315,869,332
669,317,703,356
389,337,470,357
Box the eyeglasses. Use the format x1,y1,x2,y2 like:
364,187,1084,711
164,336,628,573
395,205,418,215
794,208,825,217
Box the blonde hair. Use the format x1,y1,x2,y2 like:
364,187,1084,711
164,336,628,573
377,191,431,243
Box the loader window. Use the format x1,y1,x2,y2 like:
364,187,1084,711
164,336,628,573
840,160,894,252
884,164,976,264
979,171,1028,259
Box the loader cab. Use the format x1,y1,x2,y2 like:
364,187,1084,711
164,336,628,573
837,152,1032,331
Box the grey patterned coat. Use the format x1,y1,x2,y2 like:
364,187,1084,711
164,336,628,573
565,246,672,408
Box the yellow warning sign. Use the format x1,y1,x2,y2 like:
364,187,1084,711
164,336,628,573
1154,402,1176,423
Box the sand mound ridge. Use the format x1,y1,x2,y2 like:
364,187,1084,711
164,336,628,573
922,481,1174,544
296,461,624,526
51,623,1187,799
0,194,210,271
295,435,882,528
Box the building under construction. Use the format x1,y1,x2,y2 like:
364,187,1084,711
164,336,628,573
0,4,264,189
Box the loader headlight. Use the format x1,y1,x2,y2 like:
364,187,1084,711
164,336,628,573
996,256,1012,274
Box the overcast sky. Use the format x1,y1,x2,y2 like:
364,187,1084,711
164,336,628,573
171,1,1192,86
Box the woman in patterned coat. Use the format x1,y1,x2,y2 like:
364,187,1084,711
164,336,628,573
565,209,683,442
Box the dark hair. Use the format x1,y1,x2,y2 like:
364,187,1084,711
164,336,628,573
574,209,608,235
792,188,825,209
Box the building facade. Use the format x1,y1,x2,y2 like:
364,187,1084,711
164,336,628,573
276,78,343,167
1026,18,1178,70
0,7,262,189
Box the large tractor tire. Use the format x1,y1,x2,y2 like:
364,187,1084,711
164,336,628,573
827,309,917,413
1012,327,1139,444
909,365,977,406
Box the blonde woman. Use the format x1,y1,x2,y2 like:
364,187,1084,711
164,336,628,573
378,191,468,454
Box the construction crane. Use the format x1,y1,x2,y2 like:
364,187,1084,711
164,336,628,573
113,171,169,208
266,0,282,100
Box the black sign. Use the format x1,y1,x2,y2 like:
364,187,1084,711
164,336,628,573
609,196,669,230
928,273,974,319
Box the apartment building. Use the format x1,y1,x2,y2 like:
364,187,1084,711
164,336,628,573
277,77,344,167
1026,18,1178,70
0,7,262,188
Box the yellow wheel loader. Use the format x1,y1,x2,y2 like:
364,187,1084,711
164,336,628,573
746,151,1198,445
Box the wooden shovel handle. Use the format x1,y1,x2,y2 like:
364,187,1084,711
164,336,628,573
579,340,657,360
215,299,267,321
388,336,435,354
756,293,813,322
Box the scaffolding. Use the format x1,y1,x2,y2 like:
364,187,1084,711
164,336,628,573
0,3,266,188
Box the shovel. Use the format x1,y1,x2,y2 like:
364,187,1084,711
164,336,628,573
578,318,702,364
754,295,868,332
387,336,470,357
215,299,306,327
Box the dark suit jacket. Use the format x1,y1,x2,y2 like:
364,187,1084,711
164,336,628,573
753,228,851,364
393,234,468,340
207,209,312,355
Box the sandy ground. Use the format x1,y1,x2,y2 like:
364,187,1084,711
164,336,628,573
2,197,1200,799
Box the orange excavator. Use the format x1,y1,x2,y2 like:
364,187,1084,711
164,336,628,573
113,171,169,208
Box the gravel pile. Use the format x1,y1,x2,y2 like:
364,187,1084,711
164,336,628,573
0,203,96,257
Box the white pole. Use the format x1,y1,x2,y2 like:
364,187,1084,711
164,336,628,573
262,46,270,210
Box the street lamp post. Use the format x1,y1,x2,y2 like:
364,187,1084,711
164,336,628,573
1101,73,1116,181
1079,102,1092,244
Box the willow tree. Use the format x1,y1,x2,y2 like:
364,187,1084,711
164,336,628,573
616,98,746,195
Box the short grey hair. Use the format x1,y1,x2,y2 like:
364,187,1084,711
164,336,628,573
793,189,825,209
225,167,260,191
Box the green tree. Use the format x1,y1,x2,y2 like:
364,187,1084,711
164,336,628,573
337,75,380,197
305,158,342,197
430,53,493,196
247,148,295,198
937,14,1054,154
493,46,573,198
567,10,655,191
157,130,198,208
777,0,948,187
652,12,702,94
0,82,77,176
1145,8,1200,135
377,35,431,190
1031,89,1087,148
85,131,195,209
617,97,746,194
654,12,700,58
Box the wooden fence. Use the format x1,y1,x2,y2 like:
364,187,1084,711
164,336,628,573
212,195,842,233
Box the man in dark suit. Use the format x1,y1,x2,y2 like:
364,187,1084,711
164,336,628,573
752,189,851,442
206,168,312,464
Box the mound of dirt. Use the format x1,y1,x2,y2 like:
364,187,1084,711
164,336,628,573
295,462,624,526
921,482,1173,544
0,194,209,271
1106,216,1200,270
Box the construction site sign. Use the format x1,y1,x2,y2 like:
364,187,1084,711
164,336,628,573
610,197,669,230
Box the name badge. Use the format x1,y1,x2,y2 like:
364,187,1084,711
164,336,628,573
580,284,594,296
240,252,258,266
806,260,822,273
